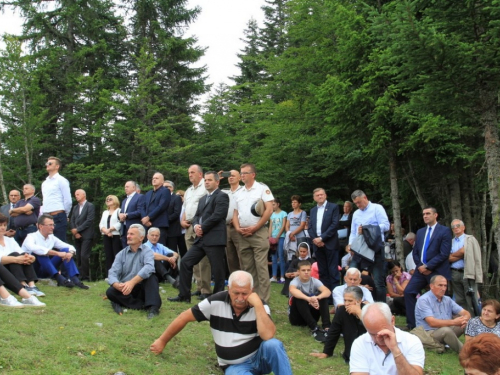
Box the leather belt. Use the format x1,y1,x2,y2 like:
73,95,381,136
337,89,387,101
451,268,464,272
48,210,65,215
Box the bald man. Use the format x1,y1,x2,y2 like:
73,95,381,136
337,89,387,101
70,189,95,281
141,173,171,245
10,184,41,245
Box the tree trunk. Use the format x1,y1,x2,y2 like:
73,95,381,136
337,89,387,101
0,134,7,204
389,151,404,261
404,159,427,209
448,178,462,221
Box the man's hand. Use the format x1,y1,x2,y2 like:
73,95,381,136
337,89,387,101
119,213,127,222
71,228,78,235
346,303,362,317
308,296,320,310
141,216,150,225
181,220,191,229
417,265,431,275
246,292,263,308
121,280,136,295
166,257,177,269
75,233,82,239
150,339,167,355
357,225,363,235
112,282,124,292
376,328,398,352
194,225,203,237
59,252,73,262
453,316,469,328
240,226,257,237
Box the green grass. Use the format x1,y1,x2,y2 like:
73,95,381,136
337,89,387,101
1,281,463,374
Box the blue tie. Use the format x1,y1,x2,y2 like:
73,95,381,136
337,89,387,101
423,226,432,264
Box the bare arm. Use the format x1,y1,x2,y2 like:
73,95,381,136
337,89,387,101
150,309,197,354
425,309,470,329
376,328,423,375
247,293,276,340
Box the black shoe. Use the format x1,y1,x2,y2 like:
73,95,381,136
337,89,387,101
74,281,89,290
191,291,201,297
311,327,327,343
147,306,160,319
167,295,191,303
57,279,75,288
111,302,123,315
197,293,212,301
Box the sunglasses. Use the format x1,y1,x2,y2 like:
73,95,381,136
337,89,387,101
106,198,113,202
45,162,53,166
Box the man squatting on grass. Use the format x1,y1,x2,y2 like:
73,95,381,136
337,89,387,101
150,270,292,375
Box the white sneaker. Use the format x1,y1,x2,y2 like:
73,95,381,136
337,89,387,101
0,295,24,308
280,277,286,283
22,296,46,307
25,286,46,297
270,277,278,283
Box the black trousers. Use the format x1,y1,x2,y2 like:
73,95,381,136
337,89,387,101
103,235,123,274
154,260,178,281
106,274,161,309
167,235,187,259
323,305,366,362
4,252,38,284
288,297,331,330
178,239,225,298
0,263,24,295
75,237,93,280
390,297,406,316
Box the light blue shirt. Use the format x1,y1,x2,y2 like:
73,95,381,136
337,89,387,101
348,202,390,245
415,291,463,331
451,234,465,269
144,241,176,258
107,244,154,284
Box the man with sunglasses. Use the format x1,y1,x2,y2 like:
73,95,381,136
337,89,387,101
41,157,72,241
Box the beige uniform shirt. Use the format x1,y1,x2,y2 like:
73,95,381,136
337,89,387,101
183,178,207,221
236,181,274,227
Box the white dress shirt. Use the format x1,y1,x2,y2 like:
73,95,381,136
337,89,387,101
41,173,72,214
22,231,76,256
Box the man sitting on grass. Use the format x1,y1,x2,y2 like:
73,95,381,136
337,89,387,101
150,270,292,375
145,227,178,287
288,260,331,342
331,267,373,312
106,224,161,319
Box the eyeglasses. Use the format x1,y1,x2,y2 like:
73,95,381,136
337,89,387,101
106,198,113,202
240,172,253,175
40,223,55,227
45,162,53,166
451,224,462,229
9,195,19,197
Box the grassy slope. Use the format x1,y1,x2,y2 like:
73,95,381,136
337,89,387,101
0,281,463,374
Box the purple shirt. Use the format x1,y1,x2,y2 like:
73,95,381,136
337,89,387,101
385,271,411,294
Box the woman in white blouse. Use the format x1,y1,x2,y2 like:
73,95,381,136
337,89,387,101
99,195,122,273
0,213,45,307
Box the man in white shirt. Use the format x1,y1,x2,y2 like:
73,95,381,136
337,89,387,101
41,156,72,241
22,214,88,289
332,268,374,310
181,164,211,299
350,302,425,375
233,163,274,303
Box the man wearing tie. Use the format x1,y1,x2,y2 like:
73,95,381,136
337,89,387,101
168,171,229,303
0,190,21,238
119,181,144,248
70,190,95,281
141,173,171,245
404,207,452,329
308,188,340,293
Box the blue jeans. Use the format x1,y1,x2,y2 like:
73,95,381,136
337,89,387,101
224,339,292,375
52,212,68,242
271,238,285,278
14,224,37,246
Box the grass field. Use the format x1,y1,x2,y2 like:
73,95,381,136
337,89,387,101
1,280,464,374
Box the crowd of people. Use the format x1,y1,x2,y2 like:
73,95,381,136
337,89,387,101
2,157,500,374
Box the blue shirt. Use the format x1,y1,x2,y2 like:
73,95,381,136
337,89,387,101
348,202,390,245
451,234,465,269
415,291,463,331
144,240,176,258
107,244,154,284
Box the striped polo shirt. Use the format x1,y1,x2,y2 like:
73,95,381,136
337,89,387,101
191,291,271,368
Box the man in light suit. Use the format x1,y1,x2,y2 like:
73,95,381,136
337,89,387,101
404,206,452,329
308,188,340,293
119,180,144,248
70,189,95,281
168,171,229,303
1,190,21,237
141,173,171,245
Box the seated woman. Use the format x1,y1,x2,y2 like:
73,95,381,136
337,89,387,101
281,242,312,296
0,213,46,298
386,260,411,315
310,286,366,363
465,299,500,341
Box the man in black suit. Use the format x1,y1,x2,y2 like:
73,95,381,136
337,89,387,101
168,171,229,303
70,189,95,281
119,180,144,248
0,190,21,238
141,173,171,245
404,206,452,328
163,180,186,258
308,188,340,292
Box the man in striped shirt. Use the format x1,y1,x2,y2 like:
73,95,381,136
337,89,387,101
150,270,292,374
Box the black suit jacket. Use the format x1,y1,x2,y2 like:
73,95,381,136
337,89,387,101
70,202,95,239
412,222,452,279
192,189,229,247
166,193,182,237
308,201,339,249
141,186,171,228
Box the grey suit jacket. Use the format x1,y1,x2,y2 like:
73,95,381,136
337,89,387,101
0,204,14,230
192,189,229,247
70,202,95,240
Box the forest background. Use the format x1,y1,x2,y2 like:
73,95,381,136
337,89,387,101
1,0,500,293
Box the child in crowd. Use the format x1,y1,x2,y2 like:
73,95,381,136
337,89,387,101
288,260,331,342
281,242,312,296
269,198,287,283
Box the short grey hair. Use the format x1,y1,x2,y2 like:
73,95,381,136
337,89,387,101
406,232,415,240
346,267,361,278
205,171,220,181
24,184,36,191
165,180,175,190
344,286,363,301
361,302,392,325
451,219,464,226
129,223,145,237
351,190,366,200
228,270,253,289
148,227,160,235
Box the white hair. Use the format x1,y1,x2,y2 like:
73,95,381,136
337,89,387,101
228,270,253,289
129,224,145,237
148,227,160,234
361,302,392,325
346,267,361,278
